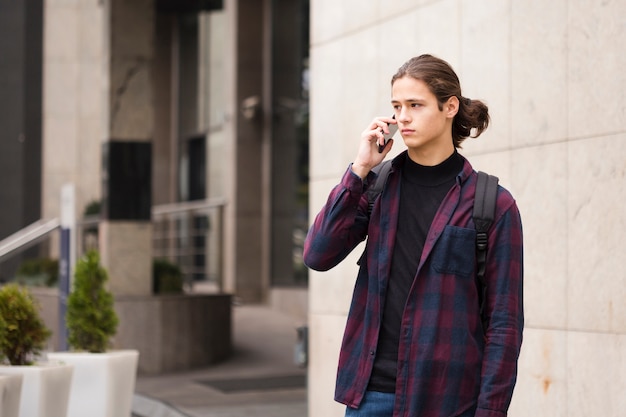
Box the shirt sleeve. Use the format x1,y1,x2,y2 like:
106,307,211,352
303,164,374,271
476,199,524,417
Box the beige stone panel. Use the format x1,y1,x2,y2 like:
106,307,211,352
460,0,512,155
377,11,421,101
78,60,104,118
308,313,348,417
461,148,512,190
207,129,227,198
340,0,379,36
341,30,382,161
44,5,78,59
309,0,342,44
378,0,434,21
44,60,79,118
415,0,461,64
310,0,378,45
109,58,153,139
509,328,567,417
568,0,626,138
77,3,104,60
568,135,626,333
43,116,78,173
309,44,347,178
511,0,568,147
567,331,626,417
511,144,567,329
306,31,381,177
41,173,69,221
99,221,153,296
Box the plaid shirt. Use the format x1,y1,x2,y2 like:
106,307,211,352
304,152,524,417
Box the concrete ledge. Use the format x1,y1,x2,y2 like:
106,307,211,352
115,293,232,375
30,288,232,375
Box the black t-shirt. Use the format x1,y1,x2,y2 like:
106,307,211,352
368,151,464,393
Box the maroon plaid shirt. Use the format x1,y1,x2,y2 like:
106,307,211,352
304,152,524,417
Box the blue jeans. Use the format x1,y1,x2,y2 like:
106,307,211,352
345,391,395,417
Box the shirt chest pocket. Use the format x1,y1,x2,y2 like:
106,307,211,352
431,225,476,277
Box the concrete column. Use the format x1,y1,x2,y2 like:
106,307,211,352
41,0,107,261
225,0,268,302
100,0,155,296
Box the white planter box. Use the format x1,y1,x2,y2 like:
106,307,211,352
0,362,73,417
47,350,139,417
0,373,23,417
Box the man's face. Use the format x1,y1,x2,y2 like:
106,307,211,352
391,76,457,164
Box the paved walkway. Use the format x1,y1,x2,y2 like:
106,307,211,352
132,305,309,417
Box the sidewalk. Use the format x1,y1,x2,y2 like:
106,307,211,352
132,304,308,417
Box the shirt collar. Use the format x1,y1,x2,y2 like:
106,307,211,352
390,150,473,185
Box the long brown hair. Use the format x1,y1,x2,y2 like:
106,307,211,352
391,54,489,148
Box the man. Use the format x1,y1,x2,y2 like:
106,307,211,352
304,54,524,417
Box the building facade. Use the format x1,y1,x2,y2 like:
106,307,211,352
0,0,310,309
307,1,625,417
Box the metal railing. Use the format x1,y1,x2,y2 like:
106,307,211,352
0,199,227,293
0,218,61,262
152,198,227,292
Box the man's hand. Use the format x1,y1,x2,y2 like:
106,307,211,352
352,116,397,178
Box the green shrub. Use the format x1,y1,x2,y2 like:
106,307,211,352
16,257,59,287
0,284,51,365
153,258,184,294
66,250,118,353
83,200,101,217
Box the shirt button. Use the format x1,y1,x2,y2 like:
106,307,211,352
369,350,375,356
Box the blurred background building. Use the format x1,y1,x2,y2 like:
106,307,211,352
0,0,310,373
0,0,311,305
0,0,624,416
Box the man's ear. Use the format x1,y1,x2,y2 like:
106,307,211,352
445,96,459,118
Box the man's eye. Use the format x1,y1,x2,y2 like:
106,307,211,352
411,103,422,108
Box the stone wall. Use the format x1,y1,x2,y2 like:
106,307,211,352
307,1,626,416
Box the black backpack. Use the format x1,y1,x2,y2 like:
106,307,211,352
366,160,499,327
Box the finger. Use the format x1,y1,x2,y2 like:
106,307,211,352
369,118,389,132
373,129,385,147
380,138,393,154
375,117,397,134
364,127,383,142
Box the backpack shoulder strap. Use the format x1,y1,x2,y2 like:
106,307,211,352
366,160,393,216
473,171,499,326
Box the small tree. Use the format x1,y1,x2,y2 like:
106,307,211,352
0,284,51,365
66,250,118,353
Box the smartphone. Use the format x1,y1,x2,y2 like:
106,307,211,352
378,115,398,153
